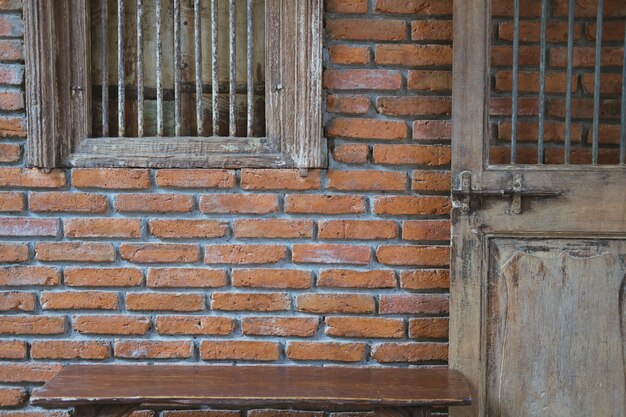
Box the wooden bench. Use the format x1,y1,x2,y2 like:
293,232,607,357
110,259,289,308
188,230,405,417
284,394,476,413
31,365,471,417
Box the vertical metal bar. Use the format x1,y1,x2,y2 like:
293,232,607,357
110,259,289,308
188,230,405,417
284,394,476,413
137,0,144,137
564,0,575,164
246,0,254,137
174,0,182,136
510,0,520,164
101,0,109,136
156,0,164,136
211,0,219,136
229,0,236,137
117,0,125,136
537,0,548,164
194,0,203,136
619,18,626,164
592,0,604,165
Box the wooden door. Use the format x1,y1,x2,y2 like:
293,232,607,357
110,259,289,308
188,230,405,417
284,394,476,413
450,0,626,416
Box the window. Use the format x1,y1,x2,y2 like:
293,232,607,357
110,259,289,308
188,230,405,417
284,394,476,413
24,0,325,169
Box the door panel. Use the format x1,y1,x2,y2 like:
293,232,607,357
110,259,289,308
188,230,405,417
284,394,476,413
450,0,626,416
487,239,626,417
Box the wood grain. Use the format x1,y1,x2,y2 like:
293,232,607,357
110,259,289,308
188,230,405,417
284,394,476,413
31,365,471,409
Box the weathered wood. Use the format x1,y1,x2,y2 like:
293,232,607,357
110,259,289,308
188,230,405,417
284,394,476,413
451,1,626,417
31,365,471,410
487,241,626,416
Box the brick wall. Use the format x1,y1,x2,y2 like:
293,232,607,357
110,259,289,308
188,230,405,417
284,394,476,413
0,1,454,415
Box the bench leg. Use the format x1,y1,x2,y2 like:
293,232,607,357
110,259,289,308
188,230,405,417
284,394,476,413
74,404,139,417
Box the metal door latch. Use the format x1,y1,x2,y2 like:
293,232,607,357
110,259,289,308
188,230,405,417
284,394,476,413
452,171,563,215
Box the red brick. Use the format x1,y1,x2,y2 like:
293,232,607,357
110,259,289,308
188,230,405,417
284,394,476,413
408,318,449,339
553,0,624,17
211,292,290,312
0,191,23,211
155,315,235,335
30,341,110,360
332,143,369,164
0,341,26,359
324,69,402,90
285,195,366,214
408,71,452,92
375,0,452,14
373,145,450,165
401,267,451,289
376,245,449,266
328,45,370,64
376,97,451,117
200,194,279,214
326,317,404,338
0,363,62,383
72,168,150,189
0,266,59,286
318,220,397,240
163,412,239,417
328,118,407,140
489,97,539,117
292,244,371,265
376,44,452,66
371,343,448,362
200,341,279,361
64,267,143,287
586,21,625,41
241,169,321,190
249,411,321,417
0,217,58,237
0,243,28,263
234,219,313,239
155,169,235,188
326,0,368,13
0,115,25,137
0,40,23,62
0,168,65,188
126,293,205,312
550,47,624,68
286,342,365,362
0,14,21,36
0,291,34,311
411,20,452,41
374,195,450,215
0,142,20,162
115,194,194,213
0,387,26,407
495,71,576,94
327,19,406,41
581,73,623,94
413,120,452,140
72,315,151,335
242,317,319,337
379,294,449,314
491,46,540,66
402,220,450,241
41,291,118,310
327,95,371,114
296,293,375,314
29,192,108,213
115,340,193,359
0,412,70,417
0,64,23,85
548,98,620,120
204,245,286,264
64,218,142,238
498,21,582,42
327,170,406,191
147,268,226,288
35,242,115,262
317,269,396,289
0,316,65,335
412,171,451,192
497,121,583,143
232,269,312,289
149,219,228,238
120,243,200,263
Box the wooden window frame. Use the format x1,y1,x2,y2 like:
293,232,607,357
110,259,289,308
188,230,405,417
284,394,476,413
24,0,325,169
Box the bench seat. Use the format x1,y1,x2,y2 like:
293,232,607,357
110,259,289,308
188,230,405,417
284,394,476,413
31,365,471,417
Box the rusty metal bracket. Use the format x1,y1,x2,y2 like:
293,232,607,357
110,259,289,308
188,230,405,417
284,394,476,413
452,171,563,215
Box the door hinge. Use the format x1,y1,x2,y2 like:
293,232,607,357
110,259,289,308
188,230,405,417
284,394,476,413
452,171,563,215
